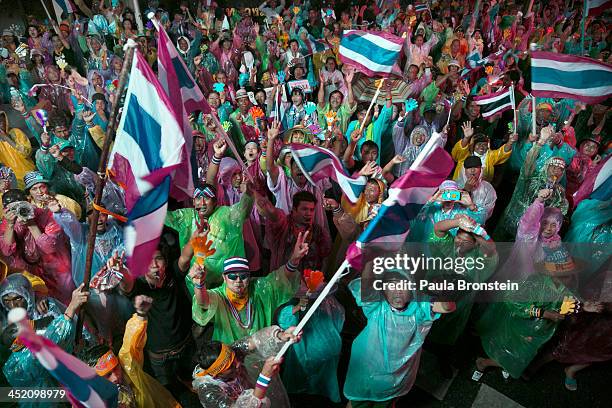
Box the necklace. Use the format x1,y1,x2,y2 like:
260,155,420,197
224,295,253,329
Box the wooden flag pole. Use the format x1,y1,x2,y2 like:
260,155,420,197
360,78,385,132
75,40,136,345
39,0,60,25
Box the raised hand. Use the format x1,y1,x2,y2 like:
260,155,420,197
213,138,227,157
290,231,310,265
134,295,153,315
390,154,406,165
268,120,281,140
358,161,378,177
461,121,474,139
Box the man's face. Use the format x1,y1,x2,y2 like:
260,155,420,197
145,250,167,288
92,73,103,87
451,40,460,54
54,126,69,139
580,140,598,157
357,110,371,127
290,161,307,186
29,183,49,201
467,101,480,118
255,91,265,106
223,272,250,297
292,200,315,225
28,26,38,38
413,130,427,146
326,59,336,71
244,143,259,162
194,196,216,218
290,42,298,53
61,147,75,161
540,218,559,239
2,294,26,310
384,283,410,309
361,146,378,163
113,58,122,70
330,92,342,110
92,212,109,233
238,97,251,112
294,67,305,79
194,136,205,152
454,230,476,256
474,141,489,155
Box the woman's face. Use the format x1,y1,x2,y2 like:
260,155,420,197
47,68,59,82
255,91,265,106
231,171,243,188
33,54,43,65
474,141,489,155
93,73,103,87
207,93,220,108
291,131,305,144
291,92,303,106
540,217,559,239
28,26,39,38
330,92,342,110
451,40,460,54
123,20,132,31
547,164,564,180
216,72,226,84
580,140,598,157
413,131,427,146
364,182,381,204
326,59,336,72
178,38,188,51
91,38,101,52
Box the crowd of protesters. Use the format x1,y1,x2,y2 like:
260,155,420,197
0,0,610,407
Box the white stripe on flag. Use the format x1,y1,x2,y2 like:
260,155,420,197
339,45,395,72
532,58,612,73
386,185,435,206
475,89,511,105
481,101,513,118
343,31,403,51
123,202,168,256
532,82,612,97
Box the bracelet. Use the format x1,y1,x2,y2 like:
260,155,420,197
193,281,205,289
332,206,342,214
136,311,147,317
256,373,271,390
529,305,542,318
40,145,49,152
211,155,222,165
285,261,298,273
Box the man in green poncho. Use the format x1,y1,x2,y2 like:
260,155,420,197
166,182,253,290
426,214,498,376
188,231,309,344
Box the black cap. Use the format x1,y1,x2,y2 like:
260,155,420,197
464,156,482,169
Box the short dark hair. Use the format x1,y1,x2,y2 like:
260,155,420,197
289,39,299,46
292,191,317,209
329,90,343,102
197,341,224,370
361,140,379,153
81,344,112,367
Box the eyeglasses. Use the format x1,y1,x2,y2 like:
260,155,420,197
225,272,250,281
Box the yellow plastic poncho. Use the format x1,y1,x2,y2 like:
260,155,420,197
0,111,35,188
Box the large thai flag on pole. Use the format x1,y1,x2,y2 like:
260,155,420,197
156,22,211,201
289,143,367,203
52,0,75,20
108,50,185,277
473,87,514,118
9,308,118,408
339,30,403,77
345,132,454,270
573,155,612,207
531,51,612,104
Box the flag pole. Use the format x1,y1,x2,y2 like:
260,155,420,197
360,78,385,132
580,0,587,55
75,40,137,345
531,94,537,141
39,0,60,25
274,260,350,361
510,84,517,132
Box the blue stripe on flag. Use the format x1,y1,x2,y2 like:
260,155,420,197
53,361,118,406
342,34,400,66
532,67,612,88
591,173,612,201
359,202,424,243
299,151,332,171
129,176,171,219
123,94,163,171
171,56,198,90
344,177,367,198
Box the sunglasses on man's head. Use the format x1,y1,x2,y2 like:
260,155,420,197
225,272,250,281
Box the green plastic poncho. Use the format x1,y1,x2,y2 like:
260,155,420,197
164,193,254,290
192,265,299,344
343,278,439,403
476,272,574,378
278,291,345,403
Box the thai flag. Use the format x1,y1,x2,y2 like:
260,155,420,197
339,30,403,77
460,48,504,77
9,308,118,408
586,0,611,17
531,51,612,104
305,34,330,55
290,143,367,203
108,50,185,277
414,3,430,13
473,87,514,118
156,23,211,201
345,132,454,270
52,0,74,20
573,155,612,207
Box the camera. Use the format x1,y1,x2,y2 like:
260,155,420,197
13,201,34,222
